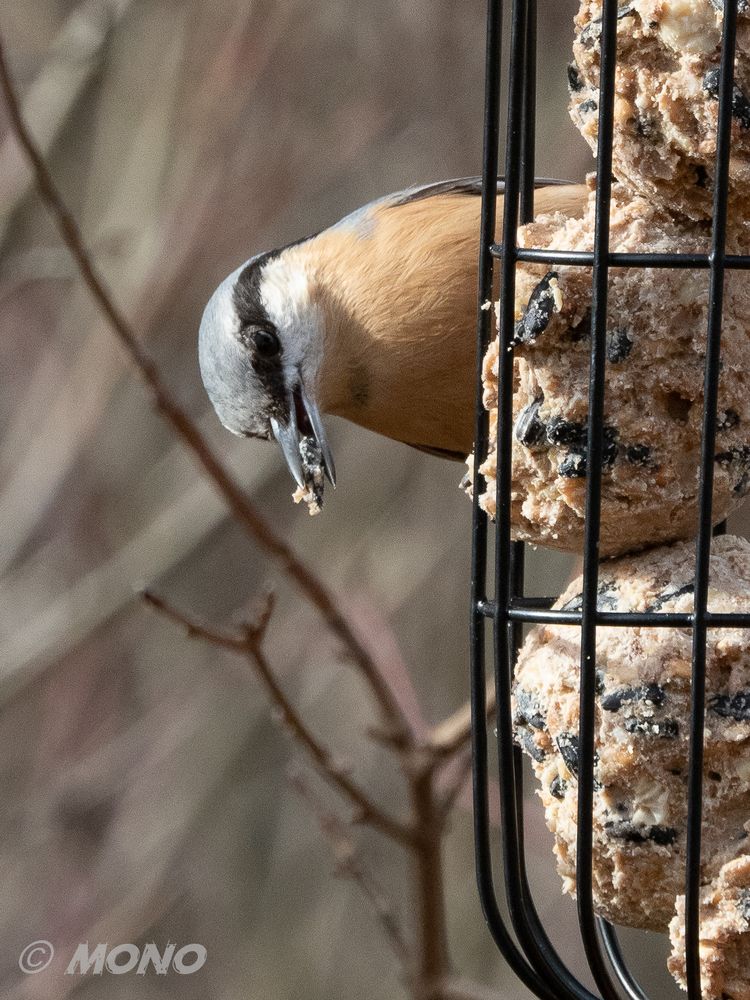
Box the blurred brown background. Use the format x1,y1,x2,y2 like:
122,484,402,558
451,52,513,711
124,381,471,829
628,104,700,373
0,2,733,998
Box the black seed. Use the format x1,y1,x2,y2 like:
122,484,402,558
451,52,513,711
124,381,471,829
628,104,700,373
607,328,633,363
547,417,588,450
561,592,583,612
560,583,618,613
718,408,740,431
513,272,560,344
549,775,567,800
595,670,606,695
517,729,547,763
579,4,636,45
547,425,619,479
605,821,678,846
514,397,546,447
648,826,678,846
709,692,750,722
703,68,750,129
601,684,666,711
704,68,721,97
646,581,694,612
557,423,616,457
623,716,679,739
514,689,547,731
641,683,666,706
625,444,652,465
558,453,587,478
578,99,598,115
716,449,741,465
556,733,580,777
567,62,583,92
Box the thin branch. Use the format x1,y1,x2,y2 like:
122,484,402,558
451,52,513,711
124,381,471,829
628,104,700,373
0,34,414,752
436,749,473,822
427,684,496,760
289,768,411,970
143,591,416,848
409,767,450,991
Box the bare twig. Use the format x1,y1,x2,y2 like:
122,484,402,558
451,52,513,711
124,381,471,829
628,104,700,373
427,684,496,759
0,34,414,751
145,588,464,995
408,763,450,995
436,749,473,822
143,591,415,848
289,768,411,970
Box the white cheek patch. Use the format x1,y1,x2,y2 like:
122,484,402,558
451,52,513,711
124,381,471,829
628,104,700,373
261,255,311,325
211,264,246,342
259,254,325,376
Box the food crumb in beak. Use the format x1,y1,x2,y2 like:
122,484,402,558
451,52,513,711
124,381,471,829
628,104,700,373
292,436,325,515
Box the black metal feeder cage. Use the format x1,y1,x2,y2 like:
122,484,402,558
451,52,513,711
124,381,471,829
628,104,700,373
468,1,750,998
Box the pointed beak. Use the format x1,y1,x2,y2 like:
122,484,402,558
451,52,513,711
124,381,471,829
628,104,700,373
270,412,306,489
270,378,336,491
299,383,336,487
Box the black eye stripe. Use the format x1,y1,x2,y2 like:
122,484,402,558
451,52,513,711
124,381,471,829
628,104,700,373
253,328,281,358
237,325,281,359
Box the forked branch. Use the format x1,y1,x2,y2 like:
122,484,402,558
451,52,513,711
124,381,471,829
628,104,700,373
143,591,415,847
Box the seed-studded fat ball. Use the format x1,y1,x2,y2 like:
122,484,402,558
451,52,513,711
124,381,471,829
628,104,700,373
669,854,750,1000
470,181,750,557
512,535,750,997
569,0,750,220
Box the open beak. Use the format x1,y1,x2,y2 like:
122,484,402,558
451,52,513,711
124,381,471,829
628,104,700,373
270,379,336,490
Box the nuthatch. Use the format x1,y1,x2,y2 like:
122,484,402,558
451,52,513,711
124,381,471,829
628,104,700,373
198,178,587,500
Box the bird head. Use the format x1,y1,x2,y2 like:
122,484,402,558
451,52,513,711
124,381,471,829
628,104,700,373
199,179,587,503
198,249,336,490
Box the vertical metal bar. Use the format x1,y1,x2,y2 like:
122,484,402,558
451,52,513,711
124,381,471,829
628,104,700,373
469,3,559,994
493,0,540,974
470,0,503,933
684,4,738,998
575,1,623,997
519,0,537,224
512,6,600,993
493,3,595,998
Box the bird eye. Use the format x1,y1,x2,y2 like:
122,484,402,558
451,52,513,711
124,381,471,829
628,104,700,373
252,328,281,359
